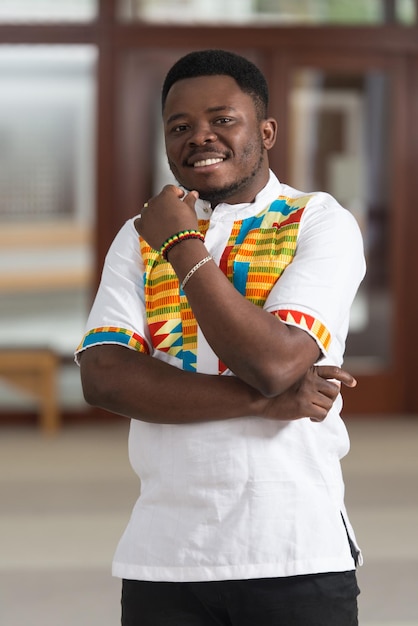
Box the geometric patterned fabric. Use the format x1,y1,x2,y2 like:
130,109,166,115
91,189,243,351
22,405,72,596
140,193,330,372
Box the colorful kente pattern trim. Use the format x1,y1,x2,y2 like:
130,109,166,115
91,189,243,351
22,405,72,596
140,221,210,372
140,193,332,373
272,310,331,353
218,307,331,375
77,327,150,354
220,196,309,307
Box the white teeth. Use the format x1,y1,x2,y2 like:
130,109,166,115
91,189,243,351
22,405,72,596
193,158,223,168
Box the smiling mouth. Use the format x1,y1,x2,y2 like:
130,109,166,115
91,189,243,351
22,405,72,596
193,157,224,168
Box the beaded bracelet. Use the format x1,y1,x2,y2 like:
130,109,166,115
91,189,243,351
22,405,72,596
160,230,205,261
180,255,213,290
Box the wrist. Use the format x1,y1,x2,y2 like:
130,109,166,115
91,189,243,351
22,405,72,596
166,236,207,264
160,229,204,260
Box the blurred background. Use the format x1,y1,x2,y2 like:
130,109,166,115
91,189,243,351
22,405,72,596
0,1,417,625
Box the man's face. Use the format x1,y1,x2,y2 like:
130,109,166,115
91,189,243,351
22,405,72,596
163,75,277,206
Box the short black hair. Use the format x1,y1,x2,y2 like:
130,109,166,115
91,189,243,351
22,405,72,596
161,49,269,119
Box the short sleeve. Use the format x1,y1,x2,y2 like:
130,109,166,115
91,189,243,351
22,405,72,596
264,193,366,361
74,218,152,364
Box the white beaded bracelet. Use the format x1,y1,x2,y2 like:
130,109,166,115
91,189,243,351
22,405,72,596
180,255,213,290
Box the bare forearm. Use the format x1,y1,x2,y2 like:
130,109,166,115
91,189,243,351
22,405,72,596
80,345,263,424
79,346,354,425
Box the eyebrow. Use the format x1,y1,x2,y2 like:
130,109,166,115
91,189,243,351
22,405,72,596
165,105,237,126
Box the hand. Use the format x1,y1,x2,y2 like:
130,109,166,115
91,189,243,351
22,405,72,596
135,185,199,251
261,365,357,423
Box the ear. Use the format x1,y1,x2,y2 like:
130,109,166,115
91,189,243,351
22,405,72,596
261,118,278,150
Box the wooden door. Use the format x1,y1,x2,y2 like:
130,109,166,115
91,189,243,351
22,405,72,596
268,50,414,414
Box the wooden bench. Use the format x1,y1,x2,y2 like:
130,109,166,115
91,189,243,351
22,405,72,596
0,349,59,435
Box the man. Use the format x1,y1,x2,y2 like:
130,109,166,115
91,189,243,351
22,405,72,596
77,50,365,625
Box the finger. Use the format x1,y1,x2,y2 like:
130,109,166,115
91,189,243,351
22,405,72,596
309,393,334,422
315,365,357,388
308,405,328,422
312,382,340,403
183,190,199,208
163,184,185,199
134,201,149,234
310,415,326,423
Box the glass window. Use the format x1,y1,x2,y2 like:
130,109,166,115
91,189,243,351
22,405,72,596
0,45,97,412
0,0,97,23
256,0,383,24
118,0,254,23
0,46,96,225
288,68,392,371
118,0,415,24
396,0,416,23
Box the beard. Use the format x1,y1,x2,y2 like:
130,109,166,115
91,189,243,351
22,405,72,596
169,139,266,207
197,156,264,206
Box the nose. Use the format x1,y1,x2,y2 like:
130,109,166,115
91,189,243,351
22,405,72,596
188,121,217,146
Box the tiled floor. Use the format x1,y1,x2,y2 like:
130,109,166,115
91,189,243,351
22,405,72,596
0,416,417,625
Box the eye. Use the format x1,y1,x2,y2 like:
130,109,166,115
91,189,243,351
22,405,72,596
214,117,233,125
170,123,189,133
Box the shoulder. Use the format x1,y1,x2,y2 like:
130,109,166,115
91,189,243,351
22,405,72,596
106,217,140,256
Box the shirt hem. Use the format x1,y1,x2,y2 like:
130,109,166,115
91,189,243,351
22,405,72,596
112,557,358,583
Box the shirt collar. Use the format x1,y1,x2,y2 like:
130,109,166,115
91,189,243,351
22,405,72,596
193,170,282,221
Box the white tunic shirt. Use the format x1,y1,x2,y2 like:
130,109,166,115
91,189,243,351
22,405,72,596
76,172,366,582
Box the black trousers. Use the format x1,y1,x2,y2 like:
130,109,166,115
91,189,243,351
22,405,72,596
121,571,360,626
